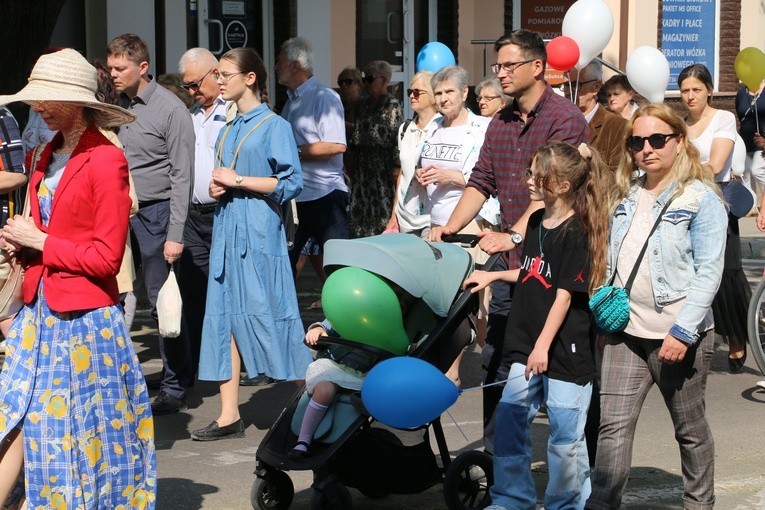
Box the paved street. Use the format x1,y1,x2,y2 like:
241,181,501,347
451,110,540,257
5,218,765,509
141,217,765,509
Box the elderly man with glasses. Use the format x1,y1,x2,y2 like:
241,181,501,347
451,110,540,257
174,47,232,384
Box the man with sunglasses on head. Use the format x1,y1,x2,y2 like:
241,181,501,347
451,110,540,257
563,61,627,172
107,33,195,415
176,47,231,383
431,29,589,458
275,37,349,279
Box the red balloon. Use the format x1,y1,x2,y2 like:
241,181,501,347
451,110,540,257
547,36,580,71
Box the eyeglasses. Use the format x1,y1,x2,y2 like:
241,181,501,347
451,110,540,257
182,69,213,91
626,133,680,152
213,71,245,83
338,78,356,87
407,88,428,99
558,78,598,92
491,59,534,75
362,75,384,84
478,95,500,102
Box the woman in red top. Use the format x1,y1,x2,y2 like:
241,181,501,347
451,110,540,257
0,49,156,509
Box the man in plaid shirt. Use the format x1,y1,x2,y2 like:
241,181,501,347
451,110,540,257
432,29,589,453
0,106,27,342
0,107,26,226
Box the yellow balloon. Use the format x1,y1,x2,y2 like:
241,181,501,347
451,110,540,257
735,47,765,91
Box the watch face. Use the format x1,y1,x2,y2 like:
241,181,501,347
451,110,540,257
511,232,523,244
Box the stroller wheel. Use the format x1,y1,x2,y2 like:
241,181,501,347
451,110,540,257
442,450,493,510
250,470,294,510
309,481,353,510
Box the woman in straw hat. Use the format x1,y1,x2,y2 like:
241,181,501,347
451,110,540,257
0,49,155,509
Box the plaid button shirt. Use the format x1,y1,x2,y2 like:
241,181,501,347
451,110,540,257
467,86,589,267
0,107,26,224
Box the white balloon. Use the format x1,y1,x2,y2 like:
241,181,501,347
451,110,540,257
625,46,670,104
562,0,615,70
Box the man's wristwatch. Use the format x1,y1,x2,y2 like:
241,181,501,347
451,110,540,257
509,230,523,246
234,175,244,187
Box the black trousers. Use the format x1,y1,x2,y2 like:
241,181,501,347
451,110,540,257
178,205,215,377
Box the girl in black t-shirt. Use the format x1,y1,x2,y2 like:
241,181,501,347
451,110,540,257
464,142,613,510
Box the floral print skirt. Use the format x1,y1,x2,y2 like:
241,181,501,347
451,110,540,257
0,288,156,509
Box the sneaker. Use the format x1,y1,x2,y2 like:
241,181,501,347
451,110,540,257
150,391,187,415
191,419,245,441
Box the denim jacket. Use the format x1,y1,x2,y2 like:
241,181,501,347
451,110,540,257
604,178,727,345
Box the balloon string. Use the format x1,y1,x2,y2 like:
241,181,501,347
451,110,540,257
459,378,507,393
445,409,470,442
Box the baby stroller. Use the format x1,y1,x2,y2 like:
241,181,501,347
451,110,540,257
250,233,498,510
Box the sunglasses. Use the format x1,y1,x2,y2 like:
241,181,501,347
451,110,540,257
338,78,356,87
626,133,680,152
407,88,428,99
181,69,213,91
558,78,598,92
362,75,384,84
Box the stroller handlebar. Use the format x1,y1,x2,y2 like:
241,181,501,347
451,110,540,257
305,336,398,360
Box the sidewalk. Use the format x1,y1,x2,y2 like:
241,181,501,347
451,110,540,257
740,216,765,261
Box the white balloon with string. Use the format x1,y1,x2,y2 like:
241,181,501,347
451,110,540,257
562,0,615,70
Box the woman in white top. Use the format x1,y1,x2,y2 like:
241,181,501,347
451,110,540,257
680,63,749,372
418,65,490,233
385,71,440,237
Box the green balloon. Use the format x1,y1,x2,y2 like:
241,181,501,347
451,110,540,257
735,47,765,92
322,267,410,355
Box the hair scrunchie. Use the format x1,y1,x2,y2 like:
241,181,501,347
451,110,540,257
577,143,593,160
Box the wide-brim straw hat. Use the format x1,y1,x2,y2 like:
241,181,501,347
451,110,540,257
0,48,135,128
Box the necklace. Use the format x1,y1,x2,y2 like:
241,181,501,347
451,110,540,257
538,213,569,257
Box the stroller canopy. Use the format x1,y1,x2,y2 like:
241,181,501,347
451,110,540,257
323,234,473,317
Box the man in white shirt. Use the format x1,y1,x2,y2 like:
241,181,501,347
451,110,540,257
177,47,229,380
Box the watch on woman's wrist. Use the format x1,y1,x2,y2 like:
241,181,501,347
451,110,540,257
235,175,244,187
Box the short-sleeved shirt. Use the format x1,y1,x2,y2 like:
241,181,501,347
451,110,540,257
0,107,25,225
503,210,594,384
191,96,228,205
466,86,589,268
281,76,347,202
689,109,737,182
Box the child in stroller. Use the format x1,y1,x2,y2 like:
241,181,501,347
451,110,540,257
251,233,499,510
289,267,417,460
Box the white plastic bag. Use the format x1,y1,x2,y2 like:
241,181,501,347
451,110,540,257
157,268,182,338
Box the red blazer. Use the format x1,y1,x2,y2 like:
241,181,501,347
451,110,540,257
22,125,131,312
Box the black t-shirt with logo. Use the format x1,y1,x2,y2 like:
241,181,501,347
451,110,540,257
502,209,595,384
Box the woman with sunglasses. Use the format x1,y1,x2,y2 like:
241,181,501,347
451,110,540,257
586,104,726,510
385,70,439,237
679,63,750,372
347,60,403,238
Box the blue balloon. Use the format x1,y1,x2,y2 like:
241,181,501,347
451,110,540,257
361,357,459,429
416,42,456,73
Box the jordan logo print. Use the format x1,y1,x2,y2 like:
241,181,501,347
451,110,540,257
522,257,552,289
575,269,585,284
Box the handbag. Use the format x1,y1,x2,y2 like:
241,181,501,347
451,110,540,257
0,145,42,319
589,197,673,333
720,178,754,219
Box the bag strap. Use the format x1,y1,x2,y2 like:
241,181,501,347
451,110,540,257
622,195,674,292
19,144,45,219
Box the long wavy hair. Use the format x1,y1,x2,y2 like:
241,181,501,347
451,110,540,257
531,142,615,295
614,103,721,202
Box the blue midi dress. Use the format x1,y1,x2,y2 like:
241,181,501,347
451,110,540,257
198,104,311,382
0,180,156,509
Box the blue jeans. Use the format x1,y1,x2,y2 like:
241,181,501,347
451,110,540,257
491,363,592,510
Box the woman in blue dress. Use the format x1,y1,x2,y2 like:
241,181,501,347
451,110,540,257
0,49,155,509
191,47,310,441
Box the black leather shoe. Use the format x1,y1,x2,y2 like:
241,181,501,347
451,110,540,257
151,391,187,415
239,374,276,386
190,419,245,441
145,374,163,391
729,347,747,373
287,441,311,460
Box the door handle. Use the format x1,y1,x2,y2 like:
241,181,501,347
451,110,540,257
386,12,397,44
209,19,224,54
